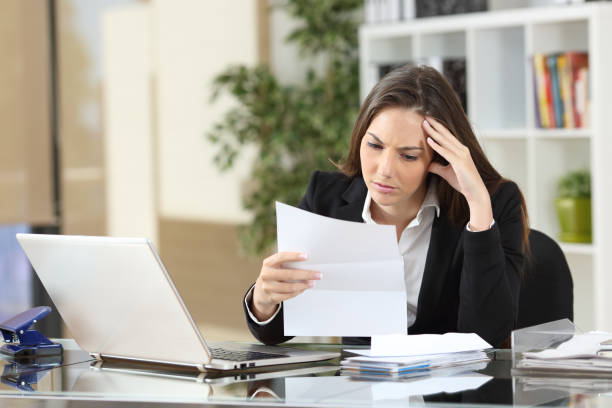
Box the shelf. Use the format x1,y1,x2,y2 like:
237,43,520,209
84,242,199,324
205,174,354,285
531,128,591,139
559,242,595,256
478,129,527,139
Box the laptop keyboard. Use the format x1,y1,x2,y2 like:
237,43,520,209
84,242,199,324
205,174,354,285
209,347,285,362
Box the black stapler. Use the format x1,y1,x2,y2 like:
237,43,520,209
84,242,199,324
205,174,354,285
0,306,63,358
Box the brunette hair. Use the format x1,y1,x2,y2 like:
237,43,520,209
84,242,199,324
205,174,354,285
341,65,530,255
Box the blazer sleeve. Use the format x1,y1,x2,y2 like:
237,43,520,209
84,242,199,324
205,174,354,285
243,172,321,345
457,181,525,347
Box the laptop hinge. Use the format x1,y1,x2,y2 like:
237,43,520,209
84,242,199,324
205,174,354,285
90,352,101,360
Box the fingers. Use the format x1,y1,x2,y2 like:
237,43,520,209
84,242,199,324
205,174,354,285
264,267,321,282
424,117,466,152
263,251,307,267
426,132,453,162
256,251,321,307
263,279,314,294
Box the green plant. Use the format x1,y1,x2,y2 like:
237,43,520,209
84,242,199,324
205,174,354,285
557,169,590,198
208,0,362,255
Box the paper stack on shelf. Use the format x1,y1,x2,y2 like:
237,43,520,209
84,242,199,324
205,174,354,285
341,332,492,378
516,331,612,375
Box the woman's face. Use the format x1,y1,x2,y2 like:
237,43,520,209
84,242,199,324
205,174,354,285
360,107,434,214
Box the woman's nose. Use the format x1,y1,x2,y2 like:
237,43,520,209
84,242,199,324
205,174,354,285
377,150,394,178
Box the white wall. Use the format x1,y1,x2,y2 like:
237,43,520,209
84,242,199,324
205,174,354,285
102,1,311,231
102,4,157,242
153,0,259,224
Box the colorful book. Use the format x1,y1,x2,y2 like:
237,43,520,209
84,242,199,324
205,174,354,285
557,53,575,128
566,52,589,128
547,54,563,128
533,54,551,128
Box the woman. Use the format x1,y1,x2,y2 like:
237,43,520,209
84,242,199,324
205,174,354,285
243,65,529,348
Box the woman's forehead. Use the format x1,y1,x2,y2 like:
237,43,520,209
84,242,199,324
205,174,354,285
366,108,426,145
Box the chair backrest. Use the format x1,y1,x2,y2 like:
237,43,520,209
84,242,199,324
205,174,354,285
516,229,574,329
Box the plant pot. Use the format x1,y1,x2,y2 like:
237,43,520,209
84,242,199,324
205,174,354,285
555,197,592,243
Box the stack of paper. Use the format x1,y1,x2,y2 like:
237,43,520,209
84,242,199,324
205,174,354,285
517,331,612,375
341,333,492,378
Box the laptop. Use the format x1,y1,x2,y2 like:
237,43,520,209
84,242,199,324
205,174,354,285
15,233,339,372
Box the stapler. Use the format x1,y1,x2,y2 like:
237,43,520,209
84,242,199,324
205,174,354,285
0,306,63,358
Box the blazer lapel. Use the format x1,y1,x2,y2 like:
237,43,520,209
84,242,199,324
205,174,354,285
335,176,368,222
416,209,463,322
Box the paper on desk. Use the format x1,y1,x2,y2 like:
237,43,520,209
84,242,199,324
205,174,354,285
522,332,612,359
346,333,492,357
276,202,406,336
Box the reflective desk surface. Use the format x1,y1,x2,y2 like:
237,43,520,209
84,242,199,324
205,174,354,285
1,339,612,408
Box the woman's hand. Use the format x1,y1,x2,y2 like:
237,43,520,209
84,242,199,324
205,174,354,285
251,252,321,321
423,117,493,231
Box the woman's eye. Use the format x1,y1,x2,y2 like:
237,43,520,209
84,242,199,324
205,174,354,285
401,154,418,161
367,142,383,150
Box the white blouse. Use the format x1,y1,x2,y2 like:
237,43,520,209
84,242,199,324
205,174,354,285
361,184,439,329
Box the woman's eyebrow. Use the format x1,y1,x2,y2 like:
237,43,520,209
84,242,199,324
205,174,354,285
367,131,424,151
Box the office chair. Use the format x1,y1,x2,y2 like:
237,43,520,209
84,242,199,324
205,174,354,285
516,229,574,329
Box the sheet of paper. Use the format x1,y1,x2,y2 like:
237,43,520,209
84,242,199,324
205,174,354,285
522,332,612,359
345,333,492,357
276,202,406,336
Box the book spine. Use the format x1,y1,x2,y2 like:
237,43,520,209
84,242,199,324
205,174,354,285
567,52,589,128
557,53,574,128
533,54,550,128
547,54,563,128
531,59,541,128
575,67,589,128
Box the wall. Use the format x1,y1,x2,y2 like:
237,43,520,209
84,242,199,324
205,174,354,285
154,0,259,224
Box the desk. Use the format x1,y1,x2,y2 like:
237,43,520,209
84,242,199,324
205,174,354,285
1,339,611,407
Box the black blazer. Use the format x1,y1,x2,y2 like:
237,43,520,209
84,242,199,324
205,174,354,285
244,171,525,347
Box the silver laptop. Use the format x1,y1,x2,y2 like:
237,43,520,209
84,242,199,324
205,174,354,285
16,233,339,372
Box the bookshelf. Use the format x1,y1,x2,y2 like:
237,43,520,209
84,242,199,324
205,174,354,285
359,3,612,331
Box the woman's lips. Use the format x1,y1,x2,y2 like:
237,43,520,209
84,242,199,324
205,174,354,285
373,182,396,193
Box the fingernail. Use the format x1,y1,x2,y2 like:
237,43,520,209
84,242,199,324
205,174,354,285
423,119,430,127
316,272,322,279
299,253,307,260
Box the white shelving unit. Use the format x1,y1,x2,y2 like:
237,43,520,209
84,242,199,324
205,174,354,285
360,3,612,331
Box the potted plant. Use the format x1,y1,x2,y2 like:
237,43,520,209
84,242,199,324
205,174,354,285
555,169,591,243
208,0,362,255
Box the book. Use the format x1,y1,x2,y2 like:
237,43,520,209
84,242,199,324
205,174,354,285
547,54,563,128
556,53,575,128
566,52,589,128
533,54,551,128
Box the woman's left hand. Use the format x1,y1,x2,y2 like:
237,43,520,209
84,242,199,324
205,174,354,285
423,117,493,231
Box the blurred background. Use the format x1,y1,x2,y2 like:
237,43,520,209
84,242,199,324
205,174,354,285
0,0,608,342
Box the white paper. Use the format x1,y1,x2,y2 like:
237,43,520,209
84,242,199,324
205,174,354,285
346,333,492,357
343,351,489,366
276,202,406,336
522,332,612,359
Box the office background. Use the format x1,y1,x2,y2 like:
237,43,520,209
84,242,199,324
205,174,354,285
0,0,609,341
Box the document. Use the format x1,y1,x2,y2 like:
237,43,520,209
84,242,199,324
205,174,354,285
276,202,406,336
360,332,493,357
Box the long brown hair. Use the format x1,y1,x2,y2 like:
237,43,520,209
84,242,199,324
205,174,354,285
341,65,530,254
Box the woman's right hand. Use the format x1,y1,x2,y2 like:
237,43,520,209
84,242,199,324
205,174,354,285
251,251,321,321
